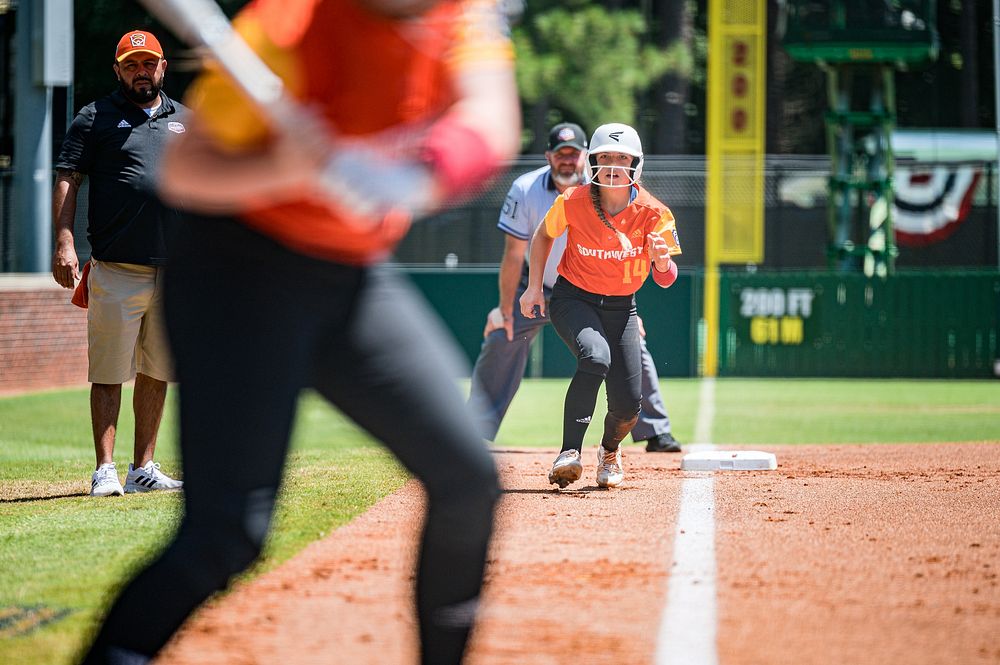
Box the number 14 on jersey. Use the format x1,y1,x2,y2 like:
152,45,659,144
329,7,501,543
622,258,648,284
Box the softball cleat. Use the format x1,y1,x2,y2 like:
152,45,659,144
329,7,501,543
548,449,583,488
596,445,624,488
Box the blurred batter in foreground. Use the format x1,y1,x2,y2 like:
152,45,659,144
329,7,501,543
81,1,519,664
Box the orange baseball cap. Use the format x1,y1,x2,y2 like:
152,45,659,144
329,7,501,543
115,30,164,62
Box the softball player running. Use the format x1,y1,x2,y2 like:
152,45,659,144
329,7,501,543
520,123,681,489
468,122,683,453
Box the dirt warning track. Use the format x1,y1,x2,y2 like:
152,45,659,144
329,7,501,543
158,443,1000,664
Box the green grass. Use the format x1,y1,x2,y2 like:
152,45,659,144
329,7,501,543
492,378,1000,446
711,378,1000,444
2,378,998,664
491,378,702,446
0,388,407,665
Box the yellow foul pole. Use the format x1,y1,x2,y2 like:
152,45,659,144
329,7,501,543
705,0,767,376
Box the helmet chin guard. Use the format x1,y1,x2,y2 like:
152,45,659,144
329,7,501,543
587,123,644,188
588,160,642,188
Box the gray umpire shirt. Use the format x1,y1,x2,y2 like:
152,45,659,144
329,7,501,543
497,165,569,291
55,89,188,266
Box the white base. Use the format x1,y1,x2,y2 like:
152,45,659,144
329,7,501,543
681,450,777,471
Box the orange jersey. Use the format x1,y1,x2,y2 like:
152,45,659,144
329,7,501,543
186,0,513,264
542,185,681,296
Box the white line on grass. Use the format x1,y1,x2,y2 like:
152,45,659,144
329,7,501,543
655,377,718,665
692,376,716,448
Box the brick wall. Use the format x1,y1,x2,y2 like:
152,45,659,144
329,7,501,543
0,275,88,393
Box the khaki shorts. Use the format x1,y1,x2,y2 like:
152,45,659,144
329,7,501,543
87,260,174,384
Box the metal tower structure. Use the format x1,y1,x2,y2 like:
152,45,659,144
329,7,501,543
782,0,939,276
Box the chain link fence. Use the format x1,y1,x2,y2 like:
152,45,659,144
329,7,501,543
1,156,996,272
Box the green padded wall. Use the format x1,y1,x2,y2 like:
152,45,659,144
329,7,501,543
405,269,699,378
718,271,1000,378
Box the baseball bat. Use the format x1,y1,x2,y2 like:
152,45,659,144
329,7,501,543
136,0,288,114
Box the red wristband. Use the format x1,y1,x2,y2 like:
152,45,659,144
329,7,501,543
652,258,678,287
421,116,501,199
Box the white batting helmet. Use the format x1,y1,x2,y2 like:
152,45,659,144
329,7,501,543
587,123,644,188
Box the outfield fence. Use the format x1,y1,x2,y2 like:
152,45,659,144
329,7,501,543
408,268,1000,380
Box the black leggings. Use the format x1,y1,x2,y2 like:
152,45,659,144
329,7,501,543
82,217,499,665
548,277,642,453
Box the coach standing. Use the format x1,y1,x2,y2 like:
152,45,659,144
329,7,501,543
51,30,186,497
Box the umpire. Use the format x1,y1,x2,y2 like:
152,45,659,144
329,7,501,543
51,30,187,497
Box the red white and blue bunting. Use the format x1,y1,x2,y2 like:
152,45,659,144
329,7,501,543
893,166,981,247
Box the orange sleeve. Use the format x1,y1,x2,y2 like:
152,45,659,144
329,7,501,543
251,0,320,48
542,194,570,239
445,0,515,72
652,208,683,257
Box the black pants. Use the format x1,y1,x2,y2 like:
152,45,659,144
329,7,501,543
548,277,642,452
82,217,499,665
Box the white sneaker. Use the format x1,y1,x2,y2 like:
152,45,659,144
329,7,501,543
124,461,183,493
548,449,583,488
596,445,624,488
91,463,124,497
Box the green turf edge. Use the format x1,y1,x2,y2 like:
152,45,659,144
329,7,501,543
0,390,407,665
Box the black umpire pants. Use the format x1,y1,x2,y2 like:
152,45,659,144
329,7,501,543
82,216,499,665
548,276,642,452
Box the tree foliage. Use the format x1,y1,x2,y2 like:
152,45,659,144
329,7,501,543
64,0,993,156
513,4,692,133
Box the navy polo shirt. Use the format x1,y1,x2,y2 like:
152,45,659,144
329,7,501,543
55,90,189,266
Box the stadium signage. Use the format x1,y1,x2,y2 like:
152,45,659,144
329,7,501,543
739,287,815,346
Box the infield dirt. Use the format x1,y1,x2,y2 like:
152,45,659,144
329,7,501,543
157,443,1000,664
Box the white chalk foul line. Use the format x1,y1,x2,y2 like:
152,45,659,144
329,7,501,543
655,476,717,665
692,376,715,447
656,377,718,665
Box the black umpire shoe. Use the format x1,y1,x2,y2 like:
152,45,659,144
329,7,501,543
645,433,682,453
